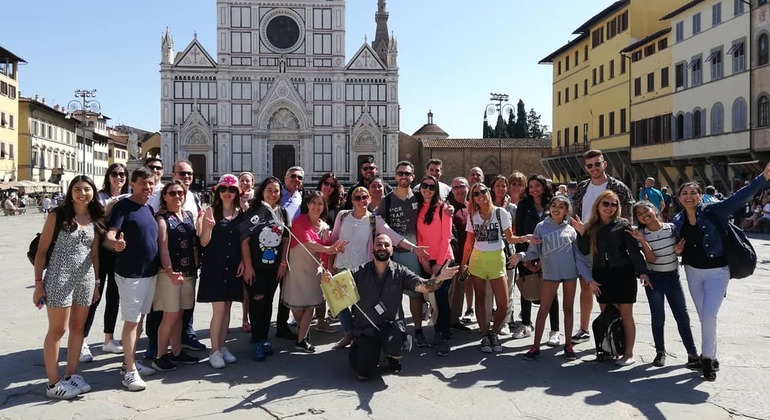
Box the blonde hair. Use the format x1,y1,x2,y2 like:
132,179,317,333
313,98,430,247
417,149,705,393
351,186,368,197
585,190,621,258
467,182,492,221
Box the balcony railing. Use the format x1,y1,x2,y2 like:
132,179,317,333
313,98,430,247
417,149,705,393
542,142,590,158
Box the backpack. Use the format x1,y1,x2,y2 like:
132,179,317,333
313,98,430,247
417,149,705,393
592,304,625,357
27,208,63,268
704,206,757,279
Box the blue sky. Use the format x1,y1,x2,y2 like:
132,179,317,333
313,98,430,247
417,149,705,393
0,1,604,138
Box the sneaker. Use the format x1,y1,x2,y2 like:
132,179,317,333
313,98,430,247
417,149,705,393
170,350,200,365
436,339,451,357
614,357,636,367
103,340,124,354
480,335,493,353
295,339,315,353
451,323,472,333
333,334,353,350
79,343,93,363
702,357,717,381
220,346,237,364
712,359,720,372
387,356,402,373
653,352,666,367
546,331,561,347
414,331,429,348
65,374,92,393
209,350,226,369
261,340,274,356
152,354,177,372
523,346,540,360
181,337,207,352
499,323,511,336
564,344,576,361
276,328,298,341
512,324,532,339
122,369,147,391
571,329,590,344
46,380,81,399
686,355,703,370
253,343,266,362
490,334,503,353
461,308,475,324
134,360,157,376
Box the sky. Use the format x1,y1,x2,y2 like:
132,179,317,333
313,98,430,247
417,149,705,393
0,1,606,138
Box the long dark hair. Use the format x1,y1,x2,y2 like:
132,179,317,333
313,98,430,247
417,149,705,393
100,162,130,195
60,175,106,234
417,175,441,225
317,172,341,209
524,174,553,206
490,175,508,204
300,190,328,221
159,180,188,211
248,176,282,212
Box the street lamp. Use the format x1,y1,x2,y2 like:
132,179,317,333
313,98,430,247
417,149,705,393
66,89,100,176
487,93,513,175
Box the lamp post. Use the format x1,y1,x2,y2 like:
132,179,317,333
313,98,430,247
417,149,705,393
487,93,513,175
66,89,100,176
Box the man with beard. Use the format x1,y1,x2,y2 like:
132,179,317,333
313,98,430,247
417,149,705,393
343,157,393,210
322,234,457,380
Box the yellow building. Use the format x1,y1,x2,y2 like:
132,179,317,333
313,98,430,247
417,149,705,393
539,0,687,187
18,98,78,189
0,46,26,182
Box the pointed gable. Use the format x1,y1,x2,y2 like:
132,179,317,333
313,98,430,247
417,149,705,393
174,38,217,68
256,76,310,130
346,43,385,71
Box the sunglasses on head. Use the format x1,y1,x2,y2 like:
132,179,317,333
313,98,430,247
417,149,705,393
147,165,163,171
175,171,193,177
585,161,604,169
396,171,413,177
323,180,336,188
166,190,185,198
217,186,239,194
600,201,619,208
110,171,126,178
420,182,437,191
472,188,489,197
290,173,304,180
353,195,370,202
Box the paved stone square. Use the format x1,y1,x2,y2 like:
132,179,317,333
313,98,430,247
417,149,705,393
1,212,768,420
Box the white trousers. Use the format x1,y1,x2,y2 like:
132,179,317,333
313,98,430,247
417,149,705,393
683,265,729,359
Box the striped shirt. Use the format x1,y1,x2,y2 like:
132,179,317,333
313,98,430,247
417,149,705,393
642,223,679,272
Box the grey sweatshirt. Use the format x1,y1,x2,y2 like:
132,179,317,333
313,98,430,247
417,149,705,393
517,217,593,282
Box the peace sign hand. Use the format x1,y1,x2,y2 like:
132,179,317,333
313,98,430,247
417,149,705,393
570,215,585,235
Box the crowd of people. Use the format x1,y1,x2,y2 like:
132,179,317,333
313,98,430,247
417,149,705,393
32,151,770,399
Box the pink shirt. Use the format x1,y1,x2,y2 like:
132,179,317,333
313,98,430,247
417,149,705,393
416,203,453,265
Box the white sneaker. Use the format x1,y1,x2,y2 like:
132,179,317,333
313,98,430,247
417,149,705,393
209,350,226,369
65,374,91,393
220,346,237,364
122,369,147,392
499,323,511,336
512,324,531,339
134,360,156,376
103,340,123,354
46,380,81,399
547,331,561,347
79,343,93,363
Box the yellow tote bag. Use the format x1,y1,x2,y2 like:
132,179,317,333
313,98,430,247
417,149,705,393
321,270,361,317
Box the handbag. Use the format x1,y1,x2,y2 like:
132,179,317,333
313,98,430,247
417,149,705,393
704,207,757,279
516,270,543,301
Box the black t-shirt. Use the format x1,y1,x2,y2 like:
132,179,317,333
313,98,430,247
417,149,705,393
681,218,727,269
240,204,289,270
108,198,159,278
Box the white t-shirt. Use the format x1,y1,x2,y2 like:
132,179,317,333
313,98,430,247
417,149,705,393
581,181,608,220
334,212,375,270
465,207,512,251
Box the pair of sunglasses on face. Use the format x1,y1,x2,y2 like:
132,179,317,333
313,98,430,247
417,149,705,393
420,182,437,191
472,188,489,197
217,186,239,194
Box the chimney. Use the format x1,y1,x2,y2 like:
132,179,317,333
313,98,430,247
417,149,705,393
42,98,46,105
34,94,39,101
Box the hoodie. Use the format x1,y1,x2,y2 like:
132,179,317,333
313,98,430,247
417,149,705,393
517,217,593,282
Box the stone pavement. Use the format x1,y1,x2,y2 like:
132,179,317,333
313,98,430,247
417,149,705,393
1,212,768,420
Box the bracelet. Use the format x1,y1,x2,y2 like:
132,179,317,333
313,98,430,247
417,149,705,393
35,278,43,283
280,261,288,267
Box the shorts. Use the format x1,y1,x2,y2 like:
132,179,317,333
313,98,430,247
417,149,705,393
116,274,157,323
392,251,423,298
468,249,506,280
153,271,197,312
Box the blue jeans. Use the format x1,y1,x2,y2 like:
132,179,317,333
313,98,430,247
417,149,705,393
645,270,698,355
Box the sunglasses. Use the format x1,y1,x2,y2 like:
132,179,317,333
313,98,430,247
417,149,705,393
420,182,437,191
109,171,126,178
323,180,336,188
396,171,413,177
147,165,163,171
217,186,239,194
452,185,467,190
600,201,619,208
472,188,489,197
290,173,304,180
584,161,604,169
175,171,193,177
362,166,376,172
166,190,185,198
353,195,370,202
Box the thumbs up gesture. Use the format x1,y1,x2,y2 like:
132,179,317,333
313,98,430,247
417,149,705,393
113,232,126,252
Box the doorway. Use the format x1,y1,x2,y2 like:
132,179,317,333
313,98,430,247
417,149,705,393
188,154,206,191
272,145,295,179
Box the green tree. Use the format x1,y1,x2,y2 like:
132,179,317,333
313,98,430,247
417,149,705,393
495,113,506,139
482,110,494,138
514,99,528,138
506,108,516,138
526,108,545,138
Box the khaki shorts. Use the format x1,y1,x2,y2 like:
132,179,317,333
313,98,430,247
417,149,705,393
153,271,197,312
468,249,506,280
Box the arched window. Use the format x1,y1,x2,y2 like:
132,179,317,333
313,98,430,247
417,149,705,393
732,97,747,131
684,112,693,139
759,96,770,128
676,113,684,139
693,109,702,137
711,102,724,134
760,33,769,66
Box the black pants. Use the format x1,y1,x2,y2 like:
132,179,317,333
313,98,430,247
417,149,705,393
520,295,560,331
84,252,120,338
349,322,406,378
145,307,195,353
434,280,452,338
247,267,280,342
275,283,291,334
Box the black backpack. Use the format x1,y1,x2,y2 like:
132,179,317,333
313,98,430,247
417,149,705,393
27,209,63,268
705,206,757,279
592,304,625,357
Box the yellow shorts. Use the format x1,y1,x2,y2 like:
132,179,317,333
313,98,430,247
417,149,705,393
153,271,197,312
468,249,506,280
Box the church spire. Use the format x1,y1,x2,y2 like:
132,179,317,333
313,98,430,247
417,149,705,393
372,0,390,65
161,27,174,65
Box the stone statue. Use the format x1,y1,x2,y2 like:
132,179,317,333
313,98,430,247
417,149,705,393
128,133,140,160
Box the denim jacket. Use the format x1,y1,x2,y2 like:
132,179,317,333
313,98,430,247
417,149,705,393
672,174,770,258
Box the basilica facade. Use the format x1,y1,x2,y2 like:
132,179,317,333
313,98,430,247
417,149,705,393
159,0,399,186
